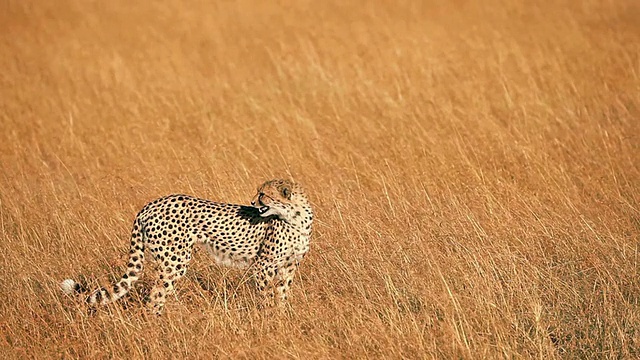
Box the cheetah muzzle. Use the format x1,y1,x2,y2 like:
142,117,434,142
60,179,313,315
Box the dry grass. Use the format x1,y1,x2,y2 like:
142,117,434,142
1,0,639,358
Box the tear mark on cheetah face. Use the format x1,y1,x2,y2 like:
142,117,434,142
251,179,309,223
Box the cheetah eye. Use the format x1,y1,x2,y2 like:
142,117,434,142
282,187,291,199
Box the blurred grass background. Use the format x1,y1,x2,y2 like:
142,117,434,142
0,0,638,358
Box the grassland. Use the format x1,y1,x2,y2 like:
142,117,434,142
0,0,639,358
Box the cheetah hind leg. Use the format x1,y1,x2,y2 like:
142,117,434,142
147,260,189,315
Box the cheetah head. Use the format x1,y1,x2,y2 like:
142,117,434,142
251,179,310,223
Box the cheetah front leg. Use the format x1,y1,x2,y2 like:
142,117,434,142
254,259,277,306
255,256,299,307
275,260,298,305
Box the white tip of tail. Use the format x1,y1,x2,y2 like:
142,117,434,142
61,279,77,295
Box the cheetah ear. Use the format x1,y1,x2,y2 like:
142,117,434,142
282,187,291,199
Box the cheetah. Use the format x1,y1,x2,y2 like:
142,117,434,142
61,179,313,314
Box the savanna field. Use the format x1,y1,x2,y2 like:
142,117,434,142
1,0,639,358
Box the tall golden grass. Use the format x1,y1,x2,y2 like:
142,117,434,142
1,0,638,358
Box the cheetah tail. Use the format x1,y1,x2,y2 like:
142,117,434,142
60,217,146,306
